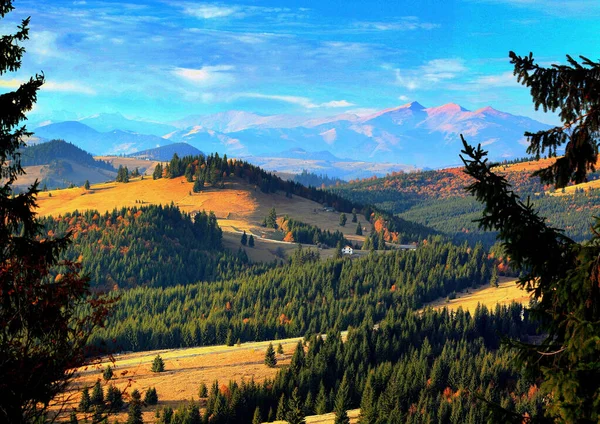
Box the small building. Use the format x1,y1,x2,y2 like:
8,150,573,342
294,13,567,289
341,246,353,255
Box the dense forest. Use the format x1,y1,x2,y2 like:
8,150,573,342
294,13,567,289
280,216,350,247
89,238,490,352
20,139,114,171
41,205,250,290
156,304,542,424
334,166,600,245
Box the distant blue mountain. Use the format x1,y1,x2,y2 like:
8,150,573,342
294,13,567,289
34,121,168,155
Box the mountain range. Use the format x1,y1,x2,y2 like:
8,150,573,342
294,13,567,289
31,102,551,175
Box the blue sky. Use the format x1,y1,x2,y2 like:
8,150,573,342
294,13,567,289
1,0,599,124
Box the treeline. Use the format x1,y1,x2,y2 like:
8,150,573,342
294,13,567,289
20,139,114,171
89,238,490,352
280,217,350,247
292,169,345,188
157,304,542,424
41,204,250,290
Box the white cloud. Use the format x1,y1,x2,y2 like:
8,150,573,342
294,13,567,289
235,93,353,109
172,65,235,87
320,100,355,108
44,81,97,95
398,95,410,102
472,71,519,87
28,31,61,58
395,58,467,90
355,17,440,31
183,4,239,19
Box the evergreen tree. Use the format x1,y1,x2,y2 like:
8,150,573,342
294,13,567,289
248,235,255,247
252,407,261,424
240,231,248,246
151,354,165,373
106,385,124,410
198,383,208,398
290,341,305,375
489,266,499,288
287,387,305,424
91,379,104,406
144,387,158,405
460,51,600,422
193,176,203,192
351,208,357,223
276,394,287,421
127,389,143,424
69,411,78,424
103,365,114,382
116,165,129,183
79,387,91,412
315,383,328,415
0,4,109,421
226,329,235,346
355,222,362,236
266,207,278,228
84,179,90,190
334,374,350,424
153,163,163,180
339,213,347,226
265,343,277,367
277,343,284,355
131,167,140,178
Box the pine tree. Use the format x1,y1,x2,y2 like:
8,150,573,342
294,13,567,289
127,389,143,424
197,382,207,398
355,222,362,236
266,207,278,228
116,165,129,183
339,213,347,227
265,342,277,367
151,354,165,372
0,4,109,421
84,179,90,190
334,375,350,424
153,163,163,180
91,379,104,407
460,52,600,422
276,394,287,420
290,341,305,375
351,208,357,223
225,329,235,346
358,376,376,424
69,411,78,424
248,235,255,247
144,387,158,405
106,385,124,410
286,387,305,424
277,343,284,354
79,387,91,412
240,231,248,246
252,407,261,424
193,176,203,192
103,365,114,382
315,383,328,415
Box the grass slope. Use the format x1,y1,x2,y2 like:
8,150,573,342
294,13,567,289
36,175,369,262
423,277,530,312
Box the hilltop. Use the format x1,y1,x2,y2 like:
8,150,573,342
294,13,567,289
334,157,600,245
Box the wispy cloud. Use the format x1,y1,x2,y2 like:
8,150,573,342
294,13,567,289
44,81,97,95
472,71,519,88
395,58,467,90
182,4,239,19
172,65,235,87
469,0,600,16
355,17,439,31
235,93,353,109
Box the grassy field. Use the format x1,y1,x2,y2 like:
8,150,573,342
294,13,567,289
35,174,370,262
265,409,360,424
63,337,360,423
66,337,302,423
423,277,530,312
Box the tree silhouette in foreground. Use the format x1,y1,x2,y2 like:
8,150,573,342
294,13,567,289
0,2,111,422
460,52,600,423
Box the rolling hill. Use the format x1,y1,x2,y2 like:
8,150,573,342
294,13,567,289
127,142,203,161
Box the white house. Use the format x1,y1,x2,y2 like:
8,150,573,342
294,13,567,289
341,246,353,255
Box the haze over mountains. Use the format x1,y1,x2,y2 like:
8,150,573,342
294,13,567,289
32,102,550,177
